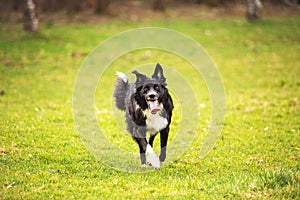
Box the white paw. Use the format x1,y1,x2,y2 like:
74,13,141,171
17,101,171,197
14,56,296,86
148,153,160,170
146,144,160,170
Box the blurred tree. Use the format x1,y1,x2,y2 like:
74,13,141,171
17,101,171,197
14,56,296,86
206,0,225,7
282,0,297,6
23,0,39,32
153,0,165,11
39,0,63,12
95,0,109,13
38,0,85,13
246,0,263,20
66,0,84,13
195,0,227,6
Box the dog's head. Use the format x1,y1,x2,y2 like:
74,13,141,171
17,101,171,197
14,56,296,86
133,63,167,114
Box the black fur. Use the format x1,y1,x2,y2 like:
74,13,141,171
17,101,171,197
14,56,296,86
114,77,128,111
113,63,174,169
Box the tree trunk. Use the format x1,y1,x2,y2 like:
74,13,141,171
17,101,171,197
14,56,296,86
153,0,165,11
246,0,262,21
282,0,295,7
23,0,38,32
95,0,109,13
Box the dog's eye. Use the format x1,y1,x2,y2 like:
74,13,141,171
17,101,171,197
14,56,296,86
142,86,149,94
154,84,160,91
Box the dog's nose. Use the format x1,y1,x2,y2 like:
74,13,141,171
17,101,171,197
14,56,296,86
148,94,156,99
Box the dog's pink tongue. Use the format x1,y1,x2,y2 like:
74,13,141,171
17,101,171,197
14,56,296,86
149,100,161,114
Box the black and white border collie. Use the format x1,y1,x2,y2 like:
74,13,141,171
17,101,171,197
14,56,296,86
113,63,173,169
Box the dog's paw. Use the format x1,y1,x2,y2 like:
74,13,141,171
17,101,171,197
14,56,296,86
148,153,160,170
159,153,166,163
141,164,147,168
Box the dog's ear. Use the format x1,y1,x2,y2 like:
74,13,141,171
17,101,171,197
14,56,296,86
132,70,147,87
152,63,166,86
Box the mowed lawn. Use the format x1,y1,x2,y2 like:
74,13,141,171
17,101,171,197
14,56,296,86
0,18,299,199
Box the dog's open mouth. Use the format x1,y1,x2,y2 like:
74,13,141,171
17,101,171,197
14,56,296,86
147,99,161,114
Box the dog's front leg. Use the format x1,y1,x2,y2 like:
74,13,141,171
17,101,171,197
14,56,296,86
148,133,158,147
159,127,169,162
133,127,147,166
133,127,160,169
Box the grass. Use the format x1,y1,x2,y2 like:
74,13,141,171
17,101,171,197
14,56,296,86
0,18,300,199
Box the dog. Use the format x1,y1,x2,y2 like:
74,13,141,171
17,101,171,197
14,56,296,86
113,63,173,169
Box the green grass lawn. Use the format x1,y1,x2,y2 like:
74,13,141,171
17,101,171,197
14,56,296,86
1,18,299,199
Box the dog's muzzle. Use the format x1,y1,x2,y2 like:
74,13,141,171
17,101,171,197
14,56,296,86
146,92,161,114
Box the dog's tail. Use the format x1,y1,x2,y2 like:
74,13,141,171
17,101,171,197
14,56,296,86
113,72,128,111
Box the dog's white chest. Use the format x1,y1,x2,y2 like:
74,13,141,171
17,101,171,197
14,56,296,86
144,110,168,132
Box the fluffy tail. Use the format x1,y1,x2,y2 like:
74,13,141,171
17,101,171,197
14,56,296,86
113,72,128,111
